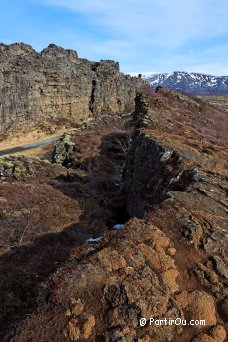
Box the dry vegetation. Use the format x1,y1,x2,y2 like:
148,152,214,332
198,94,228,111
0,89,227,341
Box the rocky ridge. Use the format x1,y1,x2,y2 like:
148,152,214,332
0,87,227,341
0,43,143,134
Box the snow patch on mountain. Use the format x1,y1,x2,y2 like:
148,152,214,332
143,71,228,94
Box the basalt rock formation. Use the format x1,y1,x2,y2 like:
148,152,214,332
0,86,227,341
0,43,143,134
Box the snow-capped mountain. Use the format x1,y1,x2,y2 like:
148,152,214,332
143,71,228,94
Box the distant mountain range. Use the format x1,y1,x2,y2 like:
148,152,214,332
143,71,228,94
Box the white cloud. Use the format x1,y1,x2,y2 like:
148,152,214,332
39,0,228,47
143,45,228,76
185,63,228,76
13,0,227,75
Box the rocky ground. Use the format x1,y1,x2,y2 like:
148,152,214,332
0,88,227,341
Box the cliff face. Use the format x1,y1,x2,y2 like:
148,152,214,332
0,43,143,133
124,89,227,220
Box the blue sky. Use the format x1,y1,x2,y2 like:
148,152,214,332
1,0,228,75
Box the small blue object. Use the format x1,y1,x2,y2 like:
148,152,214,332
85,237,101,243
113,224,124,230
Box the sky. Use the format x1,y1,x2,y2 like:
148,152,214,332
1,0,228,75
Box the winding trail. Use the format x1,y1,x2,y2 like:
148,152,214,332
0,135,61,156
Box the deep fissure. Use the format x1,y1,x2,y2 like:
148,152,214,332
0,97,205,337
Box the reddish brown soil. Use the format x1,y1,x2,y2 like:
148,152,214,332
0,90,227,341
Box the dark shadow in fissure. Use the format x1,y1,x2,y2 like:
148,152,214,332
0,131,131,339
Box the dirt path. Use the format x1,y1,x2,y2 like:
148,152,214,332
0,135,63,156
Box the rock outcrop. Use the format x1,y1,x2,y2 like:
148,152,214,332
0,87,227,341
0,43,143,134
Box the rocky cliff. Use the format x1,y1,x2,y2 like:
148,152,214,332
0,43,143,133
0,88,227,341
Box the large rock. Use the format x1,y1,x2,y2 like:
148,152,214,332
176,290,217,329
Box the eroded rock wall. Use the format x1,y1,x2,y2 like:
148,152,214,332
0,43,143,133
124,93,198,218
